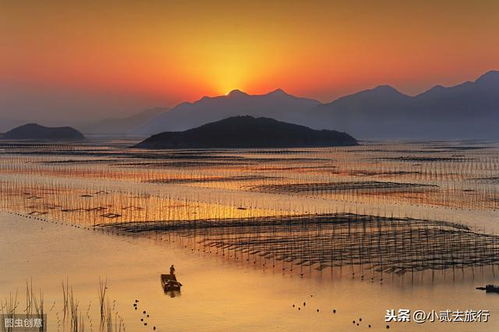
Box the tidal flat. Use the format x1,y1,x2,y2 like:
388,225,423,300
0,140,498,331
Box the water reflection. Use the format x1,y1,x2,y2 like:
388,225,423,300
164,289,181,298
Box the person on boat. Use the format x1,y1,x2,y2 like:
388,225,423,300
170,265,176,279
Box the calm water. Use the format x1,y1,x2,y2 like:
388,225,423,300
0,141,498,331
1,213,498,331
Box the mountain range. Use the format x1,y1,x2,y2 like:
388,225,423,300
308,70,499,138
133,89,320,136
28,70,496,140
130,70,499,139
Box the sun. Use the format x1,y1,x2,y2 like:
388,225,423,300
215,69,245,96
206,58,250,96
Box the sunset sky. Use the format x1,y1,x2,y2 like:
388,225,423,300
1,0,499,124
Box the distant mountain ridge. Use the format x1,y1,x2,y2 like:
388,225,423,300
2,123,85,140
4,71,496,139
133,89,320,135
135,116,358,149
309,70,499,138
78,107,167,136
133,70,499,139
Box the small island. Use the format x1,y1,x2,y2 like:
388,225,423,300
1,123,85,141
135,116,358,149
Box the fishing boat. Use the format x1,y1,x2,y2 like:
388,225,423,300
161,274,182,291
475,284,499,293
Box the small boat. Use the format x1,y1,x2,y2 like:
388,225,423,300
161,274,182,292
476,284,499,293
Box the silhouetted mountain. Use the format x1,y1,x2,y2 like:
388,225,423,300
2,123,85,140
135,116,357,149
134,71,498,139
308,70,499,139
413,70,499,121
78,107,166,136
134,89,320,135
308,86,413,137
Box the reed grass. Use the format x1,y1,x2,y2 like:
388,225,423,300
1,279,124,332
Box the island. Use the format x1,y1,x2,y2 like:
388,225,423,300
135,116,358,149
1,123,85,141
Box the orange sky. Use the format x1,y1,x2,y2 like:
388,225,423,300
1,0,499,122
